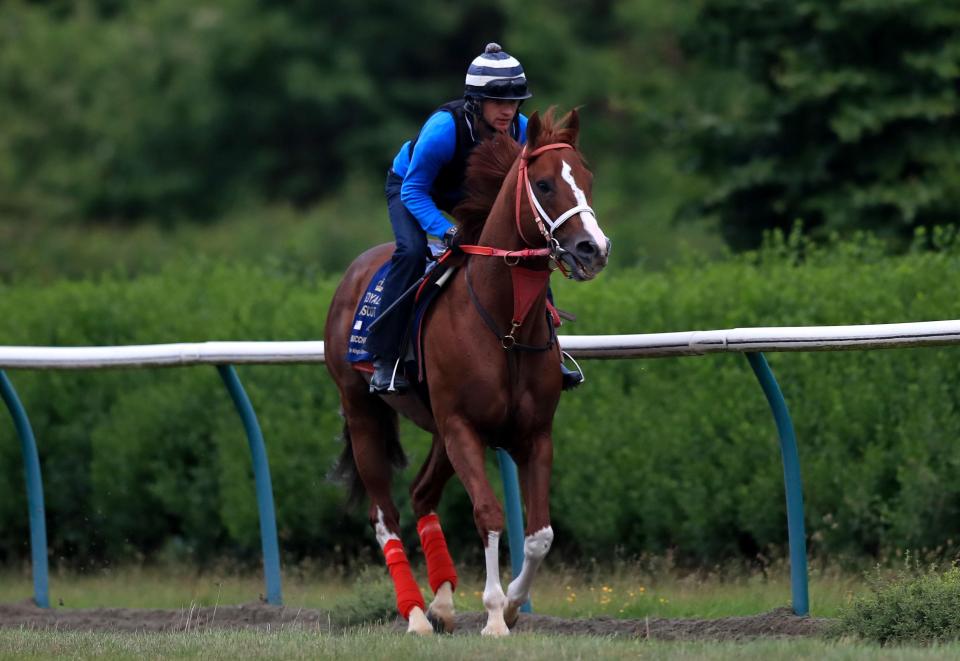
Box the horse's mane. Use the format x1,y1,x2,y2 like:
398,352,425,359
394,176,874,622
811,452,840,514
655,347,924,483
453,107,580,244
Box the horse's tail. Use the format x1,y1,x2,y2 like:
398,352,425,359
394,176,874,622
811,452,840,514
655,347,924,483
331,405,407,509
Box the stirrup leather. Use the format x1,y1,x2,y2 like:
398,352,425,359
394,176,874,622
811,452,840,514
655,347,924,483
370,358,409,394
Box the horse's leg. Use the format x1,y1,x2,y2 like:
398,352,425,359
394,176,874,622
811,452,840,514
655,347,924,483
410,434,458,633
504,434,554,628
442,419,510,637
344,402,432,635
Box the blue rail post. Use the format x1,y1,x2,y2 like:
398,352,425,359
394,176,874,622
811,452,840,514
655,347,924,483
496,448,531,613
0,370,50,608
216,365,283,606
745,352,809,616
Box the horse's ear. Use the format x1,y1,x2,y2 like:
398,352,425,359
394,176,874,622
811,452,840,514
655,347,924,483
566,108,580,144
526,111,542,148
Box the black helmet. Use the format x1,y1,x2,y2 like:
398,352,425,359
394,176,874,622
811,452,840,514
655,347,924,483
464,43,532,106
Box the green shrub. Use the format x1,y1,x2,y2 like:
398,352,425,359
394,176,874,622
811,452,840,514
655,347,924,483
3,232,960,567
833,564,960,645
329,566,398,627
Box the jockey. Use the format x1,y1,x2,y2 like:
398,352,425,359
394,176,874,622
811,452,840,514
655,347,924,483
366,43,583,394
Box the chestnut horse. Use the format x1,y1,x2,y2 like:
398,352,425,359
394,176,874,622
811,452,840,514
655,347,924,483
324,109,609,636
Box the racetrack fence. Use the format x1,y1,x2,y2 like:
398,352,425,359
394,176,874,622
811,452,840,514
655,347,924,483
5,319,960,615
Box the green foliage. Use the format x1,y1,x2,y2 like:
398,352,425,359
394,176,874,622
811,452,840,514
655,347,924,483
6,0,960,259
0,0,512,222
833,563,960,645
0,177,392,283
685,1,960,248
4,232,960,566
548,228,960,562
0,0,719,270
0,259,362,565
328,566,397,627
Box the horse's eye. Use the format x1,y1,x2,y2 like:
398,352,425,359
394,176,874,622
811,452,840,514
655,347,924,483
536,180,551,194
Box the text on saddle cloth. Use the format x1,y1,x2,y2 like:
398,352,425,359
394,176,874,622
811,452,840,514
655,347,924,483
346,260,391,363
346,242,451,364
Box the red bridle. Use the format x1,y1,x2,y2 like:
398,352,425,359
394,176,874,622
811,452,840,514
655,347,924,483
459,141,594,263
515,142,577,246
455,141,595,349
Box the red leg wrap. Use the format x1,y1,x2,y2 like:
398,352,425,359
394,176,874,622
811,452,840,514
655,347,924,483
383,539,425,619
417,513,458,593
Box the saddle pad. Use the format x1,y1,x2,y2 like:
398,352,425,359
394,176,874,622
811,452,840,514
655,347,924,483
347,260,392,363
347,241,448,364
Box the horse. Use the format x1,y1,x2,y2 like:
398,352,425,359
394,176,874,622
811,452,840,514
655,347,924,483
324,108,610,636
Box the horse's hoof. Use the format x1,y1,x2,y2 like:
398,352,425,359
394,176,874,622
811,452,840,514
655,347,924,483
481,611,510,637
406,606,433,635
426,581,456,633
481,621,510,637
426,605,456,634
504,603,520,629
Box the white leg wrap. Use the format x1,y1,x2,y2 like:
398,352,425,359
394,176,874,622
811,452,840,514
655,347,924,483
481,531,510,637
506,526,554,614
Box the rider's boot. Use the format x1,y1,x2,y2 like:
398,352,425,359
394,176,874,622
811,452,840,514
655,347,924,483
370,356,410,395
561,363,584,391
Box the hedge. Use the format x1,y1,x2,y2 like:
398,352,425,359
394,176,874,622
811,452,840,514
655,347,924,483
2,232,960,567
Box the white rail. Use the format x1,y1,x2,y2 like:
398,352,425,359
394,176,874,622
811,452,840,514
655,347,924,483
2,319,960,368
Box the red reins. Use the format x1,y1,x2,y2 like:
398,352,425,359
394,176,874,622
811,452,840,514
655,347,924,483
458,244,552,262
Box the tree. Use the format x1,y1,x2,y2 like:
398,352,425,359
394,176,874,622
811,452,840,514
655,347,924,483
0,0,507,222
684,1,960,249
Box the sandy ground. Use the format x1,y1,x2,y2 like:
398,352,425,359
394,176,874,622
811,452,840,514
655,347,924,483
0,600,830,640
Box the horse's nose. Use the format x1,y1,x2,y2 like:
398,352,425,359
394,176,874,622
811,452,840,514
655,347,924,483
605,238,612,255
575,239,599,261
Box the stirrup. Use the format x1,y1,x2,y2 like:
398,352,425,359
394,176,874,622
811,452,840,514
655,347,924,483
560,351,584,391
370,357,410,394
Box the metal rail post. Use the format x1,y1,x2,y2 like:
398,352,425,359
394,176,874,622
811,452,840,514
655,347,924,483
497,448,532,613
216,365,283,605
745,352,809,615
0,370,50,608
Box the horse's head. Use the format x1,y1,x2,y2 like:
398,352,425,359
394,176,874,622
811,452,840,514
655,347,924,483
520,109,610,280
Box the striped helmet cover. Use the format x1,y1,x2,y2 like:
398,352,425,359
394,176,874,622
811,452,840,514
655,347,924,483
464,43,532,100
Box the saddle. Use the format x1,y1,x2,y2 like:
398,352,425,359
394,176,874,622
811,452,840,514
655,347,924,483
346,243,460,384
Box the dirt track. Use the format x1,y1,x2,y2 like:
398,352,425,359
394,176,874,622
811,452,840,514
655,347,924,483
0,601,829,640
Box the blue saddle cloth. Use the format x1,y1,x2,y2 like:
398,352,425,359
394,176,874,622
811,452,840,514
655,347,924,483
346,260,391,363
347,242,448,364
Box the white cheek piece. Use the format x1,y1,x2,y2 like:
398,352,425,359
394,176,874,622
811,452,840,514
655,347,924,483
524,175,595,243
514,142,600,273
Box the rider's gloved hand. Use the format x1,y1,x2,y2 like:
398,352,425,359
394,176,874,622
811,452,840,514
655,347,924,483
442,226,462,253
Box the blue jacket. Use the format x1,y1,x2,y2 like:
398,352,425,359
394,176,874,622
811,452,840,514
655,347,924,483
392,106,528,237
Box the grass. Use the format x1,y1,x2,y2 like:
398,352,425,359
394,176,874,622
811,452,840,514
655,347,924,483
3,630,960,661
3,562,958,659
1,560,864,617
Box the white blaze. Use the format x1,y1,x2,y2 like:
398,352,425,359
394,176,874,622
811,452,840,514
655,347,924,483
561,160,608,254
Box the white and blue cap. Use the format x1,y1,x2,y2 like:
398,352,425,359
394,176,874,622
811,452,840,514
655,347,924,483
464,43,532,101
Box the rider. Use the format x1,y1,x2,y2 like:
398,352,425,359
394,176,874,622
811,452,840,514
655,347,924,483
366,42,583,394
